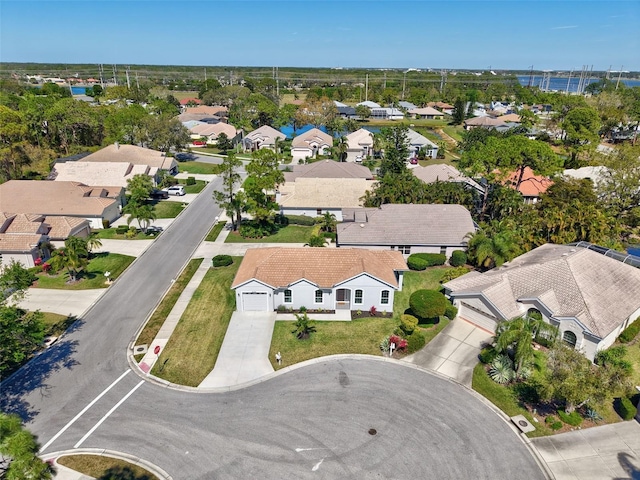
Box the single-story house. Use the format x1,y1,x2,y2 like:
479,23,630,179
291,128,333,163
242,125,287,152
81,144,178,175
51,161,158,188
334,101,357,119
370,107,404,120
176,113,224,125
463,116,505,130
428,102,454,115
231,247,408,312
345,128,374,162
412,164,485,194
356,101,381,109
398,101,418,111
179,98,202,107
408,106,445,120
277,177,374,221
189,122,242,146
182,105,228,117
443,244,640,361
496,113,521,123
503,166,553,204
337,204,476,257
0,180,124,229
284,160,373,183
562,166,607,186
406,129,439,159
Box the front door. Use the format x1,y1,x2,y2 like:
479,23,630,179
336,289,350,310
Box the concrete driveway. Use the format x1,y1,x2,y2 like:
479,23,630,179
93,239,154,257
198,311,276,388
532,420,640,480
404,318,493,386
16,288,104,317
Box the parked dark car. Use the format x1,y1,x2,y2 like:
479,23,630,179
149,189,169,199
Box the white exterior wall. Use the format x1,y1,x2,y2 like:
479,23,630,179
337,274,396,312
280,207,343,221
234,280,274,312
274,280,333,311
1,252,37,268
291,148,312,163
335,244,465,258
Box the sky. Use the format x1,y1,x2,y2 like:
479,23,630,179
1,0,638,71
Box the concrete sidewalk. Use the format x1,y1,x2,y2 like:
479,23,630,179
52,464,94,480
403,318,492,387
532,420,640,479
198,311,276,388
16,288,104,317
138,258,212,373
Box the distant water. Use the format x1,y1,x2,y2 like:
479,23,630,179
517,76,640,93
279,124,382,139
71,86,87,95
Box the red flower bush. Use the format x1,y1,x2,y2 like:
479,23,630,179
34,257,43,266
369,305,377,316
389,335,408,350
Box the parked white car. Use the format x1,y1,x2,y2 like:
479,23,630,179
163,185,185,196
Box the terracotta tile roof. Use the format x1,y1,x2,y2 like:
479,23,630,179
504,167,553,197
284,160,373,182
0,180,120,217
232,247,407,289
81,144,177,171
444,244,640,338
245,125,287,145
278,178,374,209
409,107,444,116
53,161,156,188
0,233,43,253
184,105,228,115
3,214,46,234
44,216,91,239
338,204,476,246
190,122,239,138
291,128,333,149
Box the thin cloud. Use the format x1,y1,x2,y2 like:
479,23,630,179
551,25,578,30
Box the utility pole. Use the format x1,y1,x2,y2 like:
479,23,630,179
606,65,611,80
527,65,534,87
616,66,623,90
276,66,279,96
125,66,131,89
566,69,572,94
383,71,386,90
402,71,407,100
439,70,447,94
112,65,118,86
99,64,105,89
204,68,207,82
229,70,233,86
365,74,369,101
135,71,140,90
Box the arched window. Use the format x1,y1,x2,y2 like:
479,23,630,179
562,331,577,348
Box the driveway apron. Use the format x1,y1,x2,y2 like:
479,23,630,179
198,311,276,388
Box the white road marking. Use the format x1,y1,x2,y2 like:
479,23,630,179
312,458,324,471
295,447,329,452
40,370,131,452
74,380,144,448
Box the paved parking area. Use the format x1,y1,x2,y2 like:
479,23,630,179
532,420,640,480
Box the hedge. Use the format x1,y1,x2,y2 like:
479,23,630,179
449,250,467,267
407,253,446,267
409,290,448,320
407,256,428,271
282,214,316,226
618,319,640,343
186,176,196,185
212,255,233,267
444,304,458,320
618,397,636,420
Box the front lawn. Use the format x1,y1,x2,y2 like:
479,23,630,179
225,225,316,243
40,312,77,337
176,179,206,194
34,253,135,290
153,201,185,218
177,161,222,175
441,125,464,143
151,258,240,386
393,267,454,319
205,221,227,242
269,316,398,369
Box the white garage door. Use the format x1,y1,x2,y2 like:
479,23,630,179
242,292,269,311
459,302,498,333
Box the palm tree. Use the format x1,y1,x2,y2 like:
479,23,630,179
319,212,337,233
335,136,348,162
466,228,520,270
291,313,316,339
305,235,328,247
48,238,89,282
124,203,157,233
86,234,103,257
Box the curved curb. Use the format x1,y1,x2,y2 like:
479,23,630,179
41,448,172,480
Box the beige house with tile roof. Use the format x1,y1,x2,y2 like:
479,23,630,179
412,164,484,193
337,204,476,257
284,159,373,182
232,247,407,312
243,125,287,152
81,144,178,174
291,128,333,163
52,161,158,188
0,180,123,229
277,177,374,221
443,243,640,361
189,122,242,145
345,128,374,162
408,106,445,120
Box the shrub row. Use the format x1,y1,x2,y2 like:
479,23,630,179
449,250,467,267
618,319,640,343
212,255,233,267
276,214,316,226
618,397,636,421
185,176,196,186
407,253,446,271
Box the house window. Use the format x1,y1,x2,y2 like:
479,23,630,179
440,246,447,255
284,289,292,303
317,209,322,215
399,246,411,255
562,331,577,349
381,290,390,305
354,289,363,305
315,290,323,304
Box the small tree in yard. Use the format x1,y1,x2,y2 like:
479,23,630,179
0,412,53,480
409,290,448,321
216,133,234,153
292,313,316,340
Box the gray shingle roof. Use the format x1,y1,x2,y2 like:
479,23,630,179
444,244,640,338
337,204,475,247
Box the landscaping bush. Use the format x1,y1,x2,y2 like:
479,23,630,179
551,421,563,430
212,255,233,267
116,225,129,234
102,219,110,229
284,214,316,226
322,232,336,242
407,256,428,271
186,176,196,185
617,397,637,421
441,266,471,282
479,346,498,364
239,221,277,238
274,214,289,225
410,253,446,266
618,319,640,343
409,289,448,320
400,314,418,334
444,304,458,320
405,329,426,353
557,410,583,426
449,250,467,267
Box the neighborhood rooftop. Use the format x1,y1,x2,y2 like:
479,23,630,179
232,247,407,289
278,177,374,209
81,144,177,170
284,160,373,182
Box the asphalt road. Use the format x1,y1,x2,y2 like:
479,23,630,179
0,174,546,479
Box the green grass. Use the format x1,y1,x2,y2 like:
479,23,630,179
622,341,640,386
269,316,398,369
441,125,464,143
205,221,227,242
40,312,77,337
393,267,450,320
225,225,316,243
153,201,185,218
135,258,203,347
177,179,206,193
472,363,552,438
177,161,222,175
57,455,156,480
151,258,241,386
93,228,155,240
34,253,134,290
